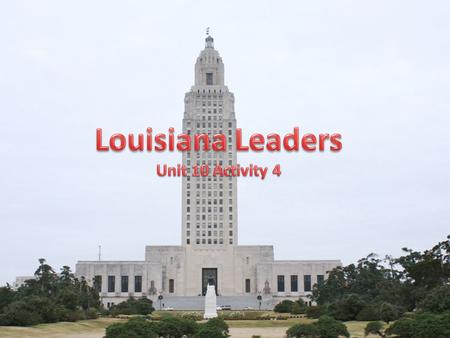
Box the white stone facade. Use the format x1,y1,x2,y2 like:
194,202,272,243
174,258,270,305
75,35,341,308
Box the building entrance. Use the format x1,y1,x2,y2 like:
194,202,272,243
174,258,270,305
202,268,218,295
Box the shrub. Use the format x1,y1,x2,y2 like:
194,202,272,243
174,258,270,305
109,297,154,316
274,299,294,313
0,300,43,326
0,296,61,325
196,325,227,338
66,309,86,322
240,311,264,320
204,317,229,333
305,305,327,319
286,323,319,337
85,307,98,319
385,316,414,337
286,315,349,338
315,315,350,338
177,311,203,321
53,305,70,322
197,318,229,338
105,317,158,338
291,300,307,314
386,312,450,338
154,316,198,338
218,311,244,320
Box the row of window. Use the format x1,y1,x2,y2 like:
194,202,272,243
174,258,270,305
189,114,225,121
186,222,233,229
94,275,142,293
194,93,224,99
187,206,233,213
187,214,233,222
194,88,225,94
186,176,234,182
277,275,324,292
190,238,233,245
191,230,233,237
186,196,233,206
195,98,223,106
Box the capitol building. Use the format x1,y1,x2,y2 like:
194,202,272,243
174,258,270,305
75,35,341,309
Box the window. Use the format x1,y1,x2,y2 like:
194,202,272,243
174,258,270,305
108,276,115,292
277,275,285,292
93,275,102,292
291,275,298,292
206,73,213,85
135,276,142,293
317,274,325,286
121,276,128,292
245,279,251,293
304,275,311,292
169,279,175,293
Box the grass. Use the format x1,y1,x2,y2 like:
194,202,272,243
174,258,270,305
226,317,314,328
0,313,385,338
225,318,382,337
0,318,123,338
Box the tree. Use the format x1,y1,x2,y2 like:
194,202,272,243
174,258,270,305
364,321,386,338
419,285,450,313
379,302,398,323
34,258,58,296
356,304,380,321
0,285,15,311
312,254,405,307
328,294,366,321
0,259,101,326
310,235,450,321
394,235,450,307
77,276,100,310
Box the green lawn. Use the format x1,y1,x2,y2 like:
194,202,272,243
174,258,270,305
0,315,384,338
0,318,123,338
225,318,382,337
226,317,314,328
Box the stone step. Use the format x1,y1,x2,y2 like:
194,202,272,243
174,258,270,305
150,295,274,311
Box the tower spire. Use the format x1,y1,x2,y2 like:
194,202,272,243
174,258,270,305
205,27,214,48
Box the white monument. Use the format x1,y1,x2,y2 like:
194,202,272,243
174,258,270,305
203,284,218,319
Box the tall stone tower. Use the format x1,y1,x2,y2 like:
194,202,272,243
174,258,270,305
181,34,238,247
74,33,342,301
